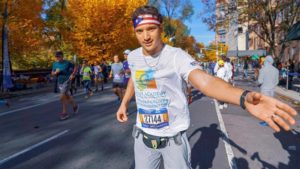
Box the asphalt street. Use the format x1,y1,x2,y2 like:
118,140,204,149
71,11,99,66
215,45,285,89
0,76,300,169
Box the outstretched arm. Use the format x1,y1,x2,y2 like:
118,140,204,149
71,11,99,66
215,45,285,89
116,78,135,122
188,69,297,132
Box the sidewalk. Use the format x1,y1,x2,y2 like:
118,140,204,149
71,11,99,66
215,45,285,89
275,86,300,104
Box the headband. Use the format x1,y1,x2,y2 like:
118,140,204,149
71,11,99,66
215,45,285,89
133,14,161,29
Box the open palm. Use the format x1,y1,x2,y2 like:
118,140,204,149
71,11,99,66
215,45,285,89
245,92,298,132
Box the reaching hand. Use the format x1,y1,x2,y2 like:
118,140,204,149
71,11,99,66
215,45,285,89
245,92,298,132
116,105,128,122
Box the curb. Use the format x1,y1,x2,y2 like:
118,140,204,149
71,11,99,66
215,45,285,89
275,87,300,106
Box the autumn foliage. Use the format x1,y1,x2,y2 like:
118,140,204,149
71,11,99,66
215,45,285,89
64,0,147,62
1,0,204,70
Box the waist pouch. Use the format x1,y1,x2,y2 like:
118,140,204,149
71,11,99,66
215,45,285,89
142,132,168,149
132,126,184,149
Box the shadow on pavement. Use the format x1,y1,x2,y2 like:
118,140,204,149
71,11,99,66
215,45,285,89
188,124,247,169
233,157,250,169
251,152,277,169
251,129,300,169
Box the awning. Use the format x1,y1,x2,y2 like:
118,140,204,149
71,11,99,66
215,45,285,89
286,21,300,41
226,50,266,57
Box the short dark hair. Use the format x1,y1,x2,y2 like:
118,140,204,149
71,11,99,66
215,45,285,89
132,6,163,24
55,51,63,57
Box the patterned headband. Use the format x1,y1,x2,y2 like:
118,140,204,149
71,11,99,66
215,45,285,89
133,14,161,29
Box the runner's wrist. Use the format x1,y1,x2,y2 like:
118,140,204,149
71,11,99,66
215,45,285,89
240,90,251,109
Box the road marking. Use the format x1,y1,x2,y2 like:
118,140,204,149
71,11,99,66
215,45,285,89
213,99,238,169
0,85,114,117
0,92,85,117
0,130,69,166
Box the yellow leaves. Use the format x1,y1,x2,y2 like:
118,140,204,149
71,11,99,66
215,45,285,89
0,0,46,69
202,43,229,62
64,0,147,61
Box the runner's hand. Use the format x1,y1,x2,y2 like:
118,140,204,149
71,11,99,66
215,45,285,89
245,92,298,132
69,74,75,80
116,105,128,122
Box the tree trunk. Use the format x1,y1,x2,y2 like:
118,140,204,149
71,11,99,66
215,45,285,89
278,42,287,61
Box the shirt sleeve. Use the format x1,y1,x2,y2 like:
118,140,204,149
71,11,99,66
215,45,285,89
174,49,201,83
52,63,56,72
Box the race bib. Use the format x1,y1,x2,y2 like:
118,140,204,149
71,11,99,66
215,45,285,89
138,108,169,129
114,74,121,80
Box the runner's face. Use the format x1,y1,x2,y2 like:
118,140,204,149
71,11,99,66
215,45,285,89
124,54,128,60
135,24,163,56
56,56,63,62
113,55,119,63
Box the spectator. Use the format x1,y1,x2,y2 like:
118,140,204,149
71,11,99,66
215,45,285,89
216,60,227,109
258,55,279,97
288,59,295,89
243,60,249,79
224,58,233,83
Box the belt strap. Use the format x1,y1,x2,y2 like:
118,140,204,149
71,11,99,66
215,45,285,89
132,125,185,145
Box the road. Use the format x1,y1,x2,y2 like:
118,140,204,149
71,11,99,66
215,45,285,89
0,77,300,169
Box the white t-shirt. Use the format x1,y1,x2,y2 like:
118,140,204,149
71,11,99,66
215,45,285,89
217,67,226,81
224,62,233,81
128,45,201,137
93,65,99,74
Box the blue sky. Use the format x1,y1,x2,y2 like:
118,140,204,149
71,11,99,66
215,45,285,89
184,0,215,46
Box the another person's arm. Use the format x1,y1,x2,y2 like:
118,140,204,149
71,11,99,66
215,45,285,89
188,69,297,132
69,63,77,79
258,69,263,84
116,78,135,122
275,70,279,86
109,69,113,79
51,64,59,77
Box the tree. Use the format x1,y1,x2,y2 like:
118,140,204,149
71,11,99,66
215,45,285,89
202,42,228,62
200,0,300,58
63,0,147,62
149,0,194,39
240,0,300,58
0,0,47,70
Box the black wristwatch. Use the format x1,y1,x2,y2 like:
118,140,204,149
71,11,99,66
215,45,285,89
240,90,251,109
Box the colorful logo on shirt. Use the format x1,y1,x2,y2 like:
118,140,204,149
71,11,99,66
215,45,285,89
138,108,169,129
135,69,157,91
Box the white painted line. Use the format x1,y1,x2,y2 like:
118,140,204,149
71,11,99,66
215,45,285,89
213,99,238,169
0,130,69,166
0,92,85,117
0,85,112,117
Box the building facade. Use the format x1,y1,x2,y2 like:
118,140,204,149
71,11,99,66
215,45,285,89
216,0,300,71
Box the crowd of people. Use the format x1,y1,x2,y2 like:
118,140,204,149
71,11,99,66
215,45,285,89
51,49,131,120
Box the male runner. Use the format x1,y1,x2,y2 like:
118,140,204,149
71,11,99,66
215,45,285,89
51,51,78,120
109,55,124,102
123,49,131,92
81,60,93,98
116,6,298,169
93,61,103,92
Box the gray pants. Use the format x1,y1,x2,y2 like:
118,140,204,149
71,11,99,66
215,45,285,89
134,131,192,169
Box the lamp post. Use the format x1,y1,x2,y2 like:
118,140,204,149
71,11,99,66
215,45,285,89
2,0,13,91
